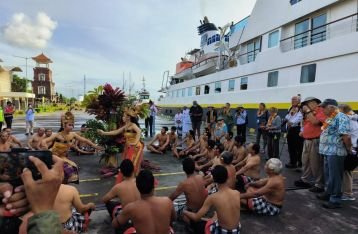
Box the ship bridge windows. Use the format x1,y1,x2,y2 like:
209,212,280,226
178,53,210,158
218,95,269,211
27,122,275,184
204,85,210,94
196,86,201,95
268,30,279,48
228,79,235,91
267,71,279,87
290,0,302,5
240,77,248,90
207,34,221,46
215,82,221,93
300,64,316,83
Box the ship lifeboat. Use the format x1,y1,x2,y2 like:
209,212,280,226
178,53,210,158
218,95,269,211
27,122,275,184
173,60,194,80
192,55,218,77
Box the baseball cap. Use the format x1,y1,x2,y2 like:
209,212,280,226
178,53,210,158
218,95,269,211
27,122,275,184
319,99,338,107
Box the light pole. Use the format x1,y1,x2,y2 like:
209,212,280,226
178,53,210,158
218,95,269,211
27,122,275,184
13,55,30,80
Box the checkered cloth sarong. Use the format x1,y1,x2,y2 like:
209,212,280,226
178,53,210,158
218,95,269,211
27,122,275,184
205,220,241,234
173,194,187,217
208,184,218,195
248,197,281,216
112,205,123,219
63,208,85,233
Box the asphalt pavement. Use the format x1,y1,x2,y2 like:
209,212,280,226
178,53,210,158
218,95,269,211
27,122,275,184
9,112,358,234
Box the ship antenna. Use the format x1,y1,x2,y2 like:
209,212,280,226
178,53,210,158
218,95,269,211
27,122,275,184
142,76,146,90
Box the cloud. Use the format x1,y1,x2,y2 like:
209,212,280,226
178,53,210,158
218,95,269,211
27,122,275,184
2,12,57,49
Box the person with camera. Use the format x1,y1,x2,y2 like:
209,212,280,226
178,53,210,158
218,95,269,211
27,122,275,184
294,97,326,193
25,104,35,136
235,105,247,143
284,96,304,169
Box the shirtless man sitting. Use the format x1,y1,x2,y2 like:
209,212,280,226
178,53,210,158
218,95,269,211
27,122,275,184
223,131,235,153
232,135,247,168
75,124,95,155
235,143,261,193
184,165,241,234
3,128,22,148
169,158,207,226
241,158,285,216
147,127,170,154
193,140,217,172
53,184,96,233
102,159,140,231
168,126,178,151
114,170,176,234
0,131,11,151
27,128,46,150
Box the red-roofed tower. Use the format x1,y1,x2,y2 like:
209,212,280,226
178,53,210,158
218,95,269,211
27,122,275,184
32,53,56,102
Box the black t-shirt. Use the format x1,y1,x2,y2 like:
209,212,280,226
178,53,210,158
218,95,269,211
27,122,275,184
206,110,217,123
190,105,203,122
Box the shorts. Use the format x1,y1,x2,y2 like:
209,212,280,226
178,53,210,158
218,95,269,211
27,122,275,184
63,208,85,233
248,197,282,216
205,220,241,234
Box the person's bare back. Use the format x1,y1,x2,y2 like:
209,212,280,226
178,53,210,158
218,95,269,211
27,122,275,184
211,188,241,229
123,196,174,234
178,175,207,211
111,178,140,207
225,164,237,189
54,184,95,223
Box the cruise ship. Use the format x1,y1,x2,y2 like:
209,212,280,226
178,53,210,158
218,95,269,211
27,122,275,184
157,0,358,121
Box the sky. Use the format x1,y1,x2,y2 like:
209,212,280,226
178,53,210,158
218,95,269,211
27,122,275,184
0,0,257,99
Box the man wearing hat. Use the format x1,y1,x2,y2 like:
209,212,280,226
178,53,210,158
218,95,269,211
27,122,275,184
294,97,326,193
317,99,352,209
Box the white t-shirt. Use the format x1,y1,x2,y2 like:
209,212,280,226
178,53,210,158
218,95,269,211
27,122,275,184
349,114,358,147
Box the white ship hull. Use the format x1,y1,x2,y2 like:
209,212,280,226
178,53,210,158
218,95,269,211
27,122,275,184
158,0,358,111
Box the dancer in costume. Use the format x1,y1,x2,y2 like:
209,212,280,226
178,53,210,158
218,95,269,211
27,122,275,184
42,111,103,183
98,107,144,178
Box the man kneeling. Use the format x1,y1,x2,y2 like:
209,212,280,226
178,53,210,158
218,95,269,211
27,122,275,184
147,127,169,154
241,158,285,216
114,170,176,234
184,165,241,234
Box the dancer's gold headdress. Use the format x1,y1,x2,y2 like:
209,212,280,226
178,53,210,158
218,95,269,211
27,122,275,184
124,103,150,119
61,111,75,127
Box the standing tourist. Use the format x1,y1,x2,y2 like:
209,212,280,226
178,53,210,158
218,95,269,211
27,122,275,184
25,103,35,135
4,101,15,129
182,106,192,139
221,103,234,133
149,100,158,137
339,104,357,201
206,106,217,136
294,97,326,192
189,101,203,140
266,107,282,159
256,103,268,153
174,109,183,139
285,96,304,168
235,105,247,143
98,107,144,176
214,117,228,144
317,99,351,209
0,105,4,130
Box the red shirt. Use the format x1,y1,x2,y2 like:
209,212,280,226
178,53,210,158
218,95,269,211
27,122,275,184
302,107,326,139
4,106,14,116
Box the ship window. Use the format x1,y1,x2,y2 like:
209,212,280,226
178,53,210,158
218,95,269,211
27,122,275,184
201,34,208,47
300,64,316,83
268,30,279,48
228,79,235,91
267,71,279,87
196,86,201,95
207,38,212,45
290,0,302,5
294,19,309,49
204,85,210,94
225,35,229,42
247,38,261,63
212,35,216,42
182,89,185,97
176,90,179,97
215,82,221,93
240,77,248,90
188,87,192,96
311,14,327,44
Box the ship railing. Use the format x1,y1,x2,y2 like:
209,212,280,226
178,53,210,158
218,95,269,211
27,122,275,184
237,49,261,65
280,13,358,52
192,55,220,70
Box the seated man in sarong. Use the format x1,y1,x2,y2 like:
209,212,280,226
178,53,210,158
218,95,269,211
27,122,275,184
147,127,170,154
102,159,140,232
184,165,241,234
240,158,285,216
232,135,247,168
169,158,207,229
235,143,261,193
113,170,176,234
27,128,46,150
74,124,95,155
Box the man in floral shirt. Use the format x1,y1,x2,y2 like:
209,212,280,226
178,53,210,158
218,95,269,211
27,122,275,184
318,99,352,209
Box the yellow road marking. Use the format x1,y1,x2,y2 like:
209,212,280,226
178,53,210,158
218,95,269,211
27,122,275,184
155,186,177,191
153,172,184,177
79,178,101,182
353,171,358,173
80,193,99,198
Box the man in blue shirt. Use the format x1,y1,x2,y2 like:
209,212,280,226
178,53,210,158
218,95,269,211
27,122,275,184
235,105,247,143
317,99,352,209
